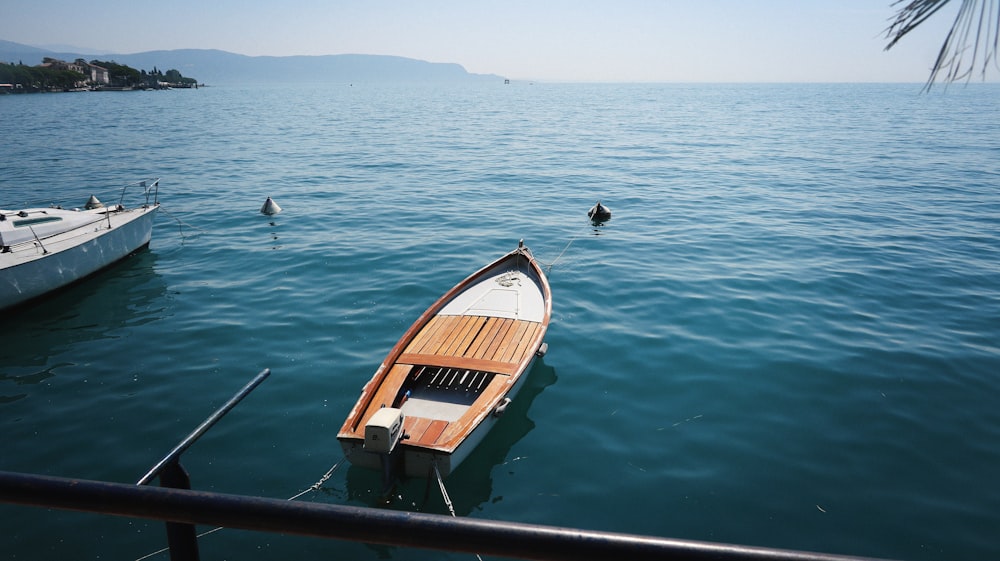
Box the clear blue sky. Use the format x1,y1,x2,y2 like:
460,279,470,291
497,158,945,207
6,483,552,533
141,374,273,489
0,0,968,82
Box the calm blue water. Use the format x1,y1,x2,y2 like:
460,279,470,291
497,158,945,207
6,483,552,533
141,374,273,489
2,82,999,561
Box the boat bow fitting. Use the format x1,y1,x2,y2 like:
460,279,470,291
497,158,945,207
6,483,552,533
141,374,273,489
492,398,512,418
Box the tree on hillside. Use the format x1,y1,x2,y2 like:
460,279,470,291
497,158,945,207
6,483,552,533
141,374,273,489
0,62,85,91
163,69,197,85
886,0,1000,88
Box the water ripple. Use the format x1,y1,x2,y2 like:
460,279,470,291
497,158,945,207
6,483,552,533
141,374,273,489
2,83,998,561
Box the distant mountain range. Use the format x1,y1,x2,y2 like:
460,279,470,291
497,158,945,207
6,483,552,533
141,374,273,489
0,39,503,85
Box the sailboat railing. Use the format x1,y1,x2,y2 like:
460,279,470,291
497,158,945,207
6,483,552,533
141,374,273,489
118,178,160,209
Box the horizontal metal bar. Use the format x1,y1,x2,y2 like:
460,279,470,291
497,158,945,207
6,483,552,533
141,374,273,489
0,470,890,561
137,368,271,486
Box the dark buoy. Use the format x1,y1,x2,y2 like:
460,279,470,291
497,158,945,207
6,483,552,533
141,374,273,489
588,200,611,222
260,196,282,215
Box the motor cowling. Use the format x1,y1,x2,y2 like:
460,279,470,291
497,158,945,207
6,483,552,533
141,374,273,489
364,408,404,454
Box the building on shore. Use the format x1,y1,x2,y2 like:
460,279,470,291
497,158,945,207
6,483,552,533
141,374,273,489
39,57,109,87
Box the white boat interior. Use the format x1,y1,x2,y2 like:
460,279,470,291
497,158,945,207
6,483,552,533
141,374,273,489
399,366,500,421
438,264,547,322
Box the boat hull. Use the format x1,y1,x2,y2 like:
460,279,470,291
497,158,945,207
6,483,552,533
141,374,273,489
0,205,158,311
337,242,552,480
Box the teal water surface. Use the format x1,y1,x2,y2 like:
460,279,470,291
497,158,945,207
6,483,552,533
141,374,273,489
1,83,999,561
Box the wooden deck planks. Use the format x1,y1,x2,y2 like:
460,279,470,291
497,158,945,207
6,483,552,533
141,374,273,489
400,417,451,448
482,319,516,362
351,363,412,435
403,315,541,372
508,323,541,365
417,316,459,356
497,321,532,363
405,315,444,353
470,317,506,360
404,416,433,445
461,317,493,359
443,316,484,356
352,315,542,441
415,419,449,447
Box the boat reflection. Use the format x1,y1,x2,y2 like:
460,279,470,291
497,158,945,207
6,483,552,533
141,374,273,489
339,358,558,516
0,250,166,403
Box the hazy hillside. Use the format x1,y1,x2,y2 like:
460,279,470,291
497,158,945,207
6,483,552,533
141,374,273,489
0,39,51,62
0,40,503,85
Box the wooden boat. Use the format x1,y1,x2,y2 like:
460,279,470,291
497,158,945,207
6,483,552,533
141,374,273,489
0,179,160,312
337,240,552,483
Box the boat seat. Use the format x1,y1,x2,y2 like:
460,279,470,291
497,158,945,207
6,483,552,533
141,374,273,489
411,366,495,393
398,352,517,375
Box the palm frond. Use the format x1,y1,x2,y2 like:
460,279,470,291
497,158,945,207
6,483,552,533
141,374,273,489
885,0,1000,89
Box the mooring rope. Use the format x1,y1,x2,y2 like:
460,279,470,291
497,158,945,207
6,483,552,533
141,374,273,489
432,461,456,517
287,457,346,501
133,457,346,561
432,461,484,561
544,235,578,274
542,218,599,274
157,206,208,242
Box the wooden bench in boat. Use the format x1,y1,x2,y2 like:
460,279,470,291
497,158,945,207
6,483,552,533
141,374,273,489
347,315,542,450
404,315,541,365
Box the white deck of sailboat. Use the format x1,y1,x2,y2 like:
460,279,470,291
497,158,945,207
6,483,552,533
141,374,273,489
0,205,153,265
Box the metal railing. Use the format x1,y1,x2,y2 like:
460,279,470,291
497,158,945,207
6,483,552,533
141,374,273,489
0,368,895,561
118,178,161,208
0,470,893,561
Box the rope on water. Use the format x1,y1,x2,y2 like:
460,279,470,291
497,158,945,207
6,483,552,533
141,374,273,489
288,457,346,501
542,219,597,273
433,461,484,561
133,457,346,561
157,206,208,242
544,235,578,274
432,461,456,517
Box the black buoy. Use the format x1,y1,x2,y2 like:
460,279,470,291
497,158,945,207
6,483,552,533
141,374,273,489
588,200,611,222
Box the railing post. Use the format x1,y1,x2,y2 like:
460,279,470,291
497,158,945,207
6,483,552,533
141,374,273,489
137,369,271,486
135,368,271,561
160,459,200,561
